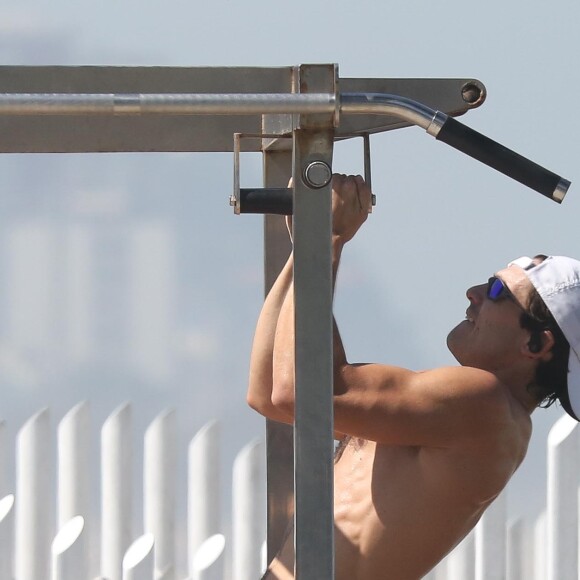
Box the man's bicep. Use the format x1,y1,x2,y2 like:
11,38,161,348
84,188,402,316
333,363,500,447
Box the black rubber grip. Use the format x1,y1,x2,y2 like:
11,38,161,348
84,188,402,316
239,188,293,215
436,117,566,201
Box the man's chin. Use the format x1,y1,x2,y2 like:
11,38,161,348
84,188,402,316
446,326,464,364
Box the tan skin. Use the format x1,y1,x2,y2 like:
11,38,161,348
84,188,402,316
247,175,554,579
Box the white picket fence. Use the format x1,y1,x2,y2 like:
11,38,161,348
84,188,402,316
0,402,266,580
1,405,579,579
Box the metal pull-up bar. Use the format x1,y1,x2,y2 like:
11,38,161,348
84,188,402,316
0,91,570,202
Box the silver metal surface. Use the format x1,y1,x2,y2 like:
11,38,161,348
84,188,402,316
426,111,448,137
291,63,337,580
554,178,570,203
303,161,332,188
362,134,376,211
263,151,294,565
340,93,439,131
0,92,337,116
293,129,335,580
0,91,442,133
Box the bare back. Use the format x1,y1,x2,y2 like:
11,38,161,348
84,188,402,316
265,399,531,580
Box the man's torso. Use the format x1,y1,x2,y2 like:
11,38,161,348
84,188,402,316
266,406,530,580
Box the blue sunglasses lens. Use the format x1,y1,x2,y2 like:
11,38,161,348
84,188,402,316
487,277,507,300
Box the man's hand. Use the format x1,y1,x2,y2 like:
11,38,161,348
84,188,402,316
331,174,372,243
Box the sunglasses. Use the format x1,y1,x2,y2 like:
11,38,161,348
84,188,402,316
486,276,513,301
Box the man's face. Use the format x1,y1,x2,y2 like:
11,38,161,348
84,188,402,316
447,276,532,372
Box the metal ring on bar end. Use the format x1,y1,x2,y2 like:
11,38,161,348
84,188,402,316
426,111,448,137
553,178,571,204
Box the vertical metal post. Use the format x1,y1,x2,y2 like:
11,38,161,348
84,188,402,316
292,127,335,579
290,64,337,579
263,150,295,562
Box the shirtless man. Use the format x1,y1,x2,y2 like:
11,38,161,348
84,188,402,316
247,174,580,579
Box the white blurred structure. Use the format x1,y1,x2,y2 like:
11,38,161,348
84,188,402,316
188,420,221,578
1,404,266,579
1,219,177,382
547,414,579,580
0,404,578,579
128,222,176,381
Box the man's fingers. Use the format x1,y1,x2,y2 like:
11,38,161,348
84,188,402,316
354,174,372,211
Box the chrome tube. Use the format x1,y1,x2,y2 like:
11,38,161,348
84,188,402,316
0,93,337,116
0,92,445,129
340,93,444,133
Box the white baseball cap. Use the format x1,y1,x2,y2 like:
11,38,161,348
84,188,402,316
496,255,580,420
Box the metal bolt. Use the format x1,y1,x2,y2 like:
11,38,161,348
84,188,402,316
303,161,332,189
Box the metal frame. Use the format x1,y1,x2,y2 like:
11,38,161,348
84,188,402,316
0,63,569,579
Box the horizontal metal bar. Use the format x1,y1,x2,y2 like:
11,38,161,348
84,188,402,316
0,92,438,125
0,93,337,116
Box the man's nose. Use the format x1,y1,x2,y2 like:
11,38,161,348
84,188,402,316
466,283,486,304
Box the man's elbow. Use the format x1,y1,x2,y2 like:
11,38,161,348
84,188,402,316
247,389,294,425
246,389,271,416
270,378,295,416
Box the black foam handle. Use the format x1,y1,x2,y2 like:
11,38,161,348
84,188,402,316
436,117,567,201
239,188,293,215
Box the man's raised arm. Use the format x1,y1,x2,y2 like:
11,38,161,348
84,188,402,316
270,175,370,417
267,175,509,448
246,234,295,424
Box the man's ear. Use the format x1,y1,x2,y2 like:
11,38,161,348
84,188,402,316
523,329,555,361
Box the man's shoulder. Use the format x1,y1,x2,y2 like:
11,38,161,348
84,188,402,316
416,365,508,399
414,365,519,426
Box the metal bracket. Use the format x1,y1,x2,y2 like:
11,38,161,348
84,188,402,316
230,131,376,214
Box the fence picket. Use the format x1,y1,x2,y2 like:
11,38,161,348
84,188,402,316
0,421,6,499
15,408,52,580
188,420,221,578
533,511,547,580
547,414,579,580
232,439,266,580
58,402,91,527
192,534,225,580
51,515,87,580
122,533,155,580
0,494,15,580
144,410,176,580
102,402,134,580
447,530,475,580
475,489,507,580
506,517,524,580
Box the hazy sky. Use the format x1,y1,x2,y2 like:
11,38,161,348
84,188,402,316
2,0,579,537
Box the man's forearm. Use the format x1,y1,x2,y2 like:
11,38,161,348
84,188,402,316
271,236,348,412
247,253,294,422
